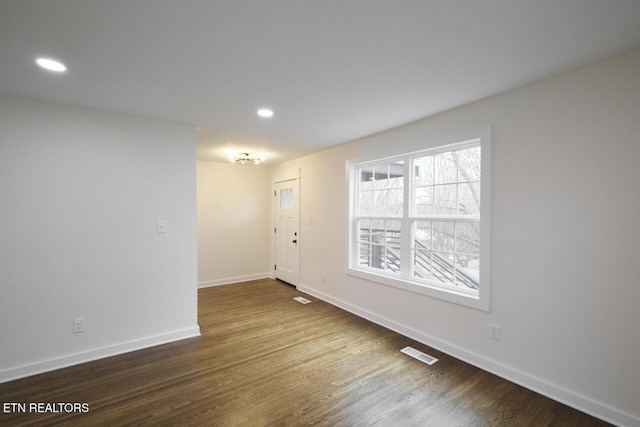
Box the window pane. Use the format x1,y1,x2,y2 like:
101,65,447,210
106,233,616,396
372,190,388,215
357,220,403,273
433,221,454,252
384,247,401,273
414,221,432,249
280,188,293,209
358,243,371,267
358,190,372,215
415,186,434,215
414,156,434,186
372,162,389,189
384,220,401,272
435,151,457,184
370,219,385,261
360,166,374,186
370,243,384,270
458,182,480,216
357,219,371,242
388,189,404,216
435,184,457,215
358,161,403,217
455,222,480,255
371,219,385,231
432,251,455,286
413,249,432,278
455,254,479,289
458,146,481,182
389,160,404,188
386,220,401,248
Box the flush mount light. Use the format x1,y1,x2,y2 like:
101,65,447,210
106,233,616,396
228,152,266,165
257,108,274,118
36,57,67,72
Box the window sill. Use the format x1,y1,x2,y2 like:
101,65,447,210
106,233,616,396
346,266,489,311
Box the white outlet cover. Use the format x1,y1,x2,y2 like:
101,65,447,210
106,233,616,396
73,318,86,334
489,324,501,340
157,220,167,233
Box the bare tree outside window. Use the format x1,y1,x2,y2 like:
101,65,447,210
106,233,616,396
355,141,481,292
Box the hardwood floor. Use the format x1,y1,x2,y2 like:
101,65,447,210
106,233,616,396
0,279,610,426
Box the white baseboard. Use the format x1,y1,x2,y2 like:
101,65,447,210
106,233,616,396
198,273,270,288
0,326,201,384
297,284,638,427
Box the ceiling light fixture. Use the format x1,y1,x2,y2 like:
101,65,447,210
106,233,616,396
36,57,67,72
257,108,274,118
228,152,265,165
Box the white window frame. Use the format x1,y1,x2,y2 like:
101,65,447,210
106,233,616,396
347,129,491,311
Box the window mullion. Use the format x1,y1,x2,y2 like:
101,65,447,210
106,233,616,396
353,168,361,269
400,156,411,277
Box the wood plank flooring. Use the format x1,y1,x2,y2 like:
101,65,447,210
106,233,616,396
0,279,611,426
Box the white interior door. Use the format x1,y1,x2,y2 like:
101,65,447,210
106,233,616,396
275,179,299,285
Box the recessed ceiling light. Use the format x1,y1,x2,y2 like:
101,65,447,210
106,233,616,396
257,108,274,118
36,57,67,72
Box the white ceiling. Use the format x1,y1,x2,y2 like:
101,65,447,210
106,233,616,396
1,1,640,164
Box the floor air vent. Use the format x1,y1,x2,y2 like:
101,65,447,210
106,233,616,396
401,346,438,365
293,296,311,304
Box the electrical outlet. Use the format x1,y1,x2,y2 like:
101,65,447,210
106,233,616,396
157,220,167,233
320,273,326,283
489,324,501,341
73,318,87,334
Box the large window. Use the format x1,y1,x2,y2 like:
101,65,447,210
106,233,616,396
348,133,491,311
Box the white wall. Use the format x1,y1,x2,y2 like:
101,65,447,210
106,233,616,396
197,161,270,287
271,51,640,426
0,95,199,382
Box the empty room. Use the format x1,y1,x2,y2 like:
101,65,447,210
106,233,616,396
1,1,639,426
